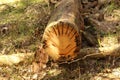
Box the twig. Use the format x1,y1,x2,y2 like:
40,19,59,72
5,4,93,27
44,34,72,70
59,44,120,64
59,52,102,64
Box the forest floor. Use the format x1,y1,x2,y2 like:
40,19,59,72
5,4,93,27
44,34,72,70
0,0,120,80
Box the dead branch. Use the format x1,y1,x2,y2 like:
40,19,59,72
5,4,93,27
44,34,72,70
80,44,120,57
0,44,120,65
59,44,120,64
0,53,34,66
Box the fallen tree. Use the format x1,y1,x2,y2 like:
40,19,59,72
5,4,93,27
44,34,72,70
0,0,119,66
42,0,84,61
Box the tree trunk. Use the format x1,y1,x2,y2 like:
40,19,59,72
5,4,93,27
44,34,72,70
42,0,84,61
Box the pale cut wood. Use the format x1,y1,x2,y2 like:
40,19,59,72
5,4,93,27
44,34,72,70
0,53,34,66
42,0,84,61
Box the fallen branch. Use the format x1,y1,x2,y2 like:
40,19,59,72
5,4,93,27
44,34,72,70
80,44,120,57
0,53,34,66
0,44,120,65
59,44,120,64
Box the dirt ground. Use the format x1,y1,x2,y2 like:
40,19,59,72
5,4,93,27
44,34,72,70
0,0,120,80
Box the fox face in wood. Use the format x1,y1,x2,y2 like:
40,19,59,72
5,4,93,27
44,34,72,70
42,22,81,62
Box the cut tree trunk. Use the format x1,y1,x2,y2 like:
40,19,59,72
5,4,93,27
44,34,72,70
42,0,84,61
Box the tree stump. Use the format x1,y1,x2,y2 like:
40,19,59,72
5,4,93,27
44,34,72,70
42,0,84,61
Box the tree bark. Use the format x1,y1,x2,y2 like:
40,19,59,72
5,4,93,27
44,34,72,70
42,0,84,61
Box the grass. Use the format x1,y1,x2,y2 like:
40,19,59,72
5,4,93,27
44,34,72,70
105,1,119,14
0,0,50,52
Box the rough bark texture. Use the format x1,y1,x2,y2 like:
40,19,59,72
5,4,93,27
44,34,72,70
42,0,84,61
